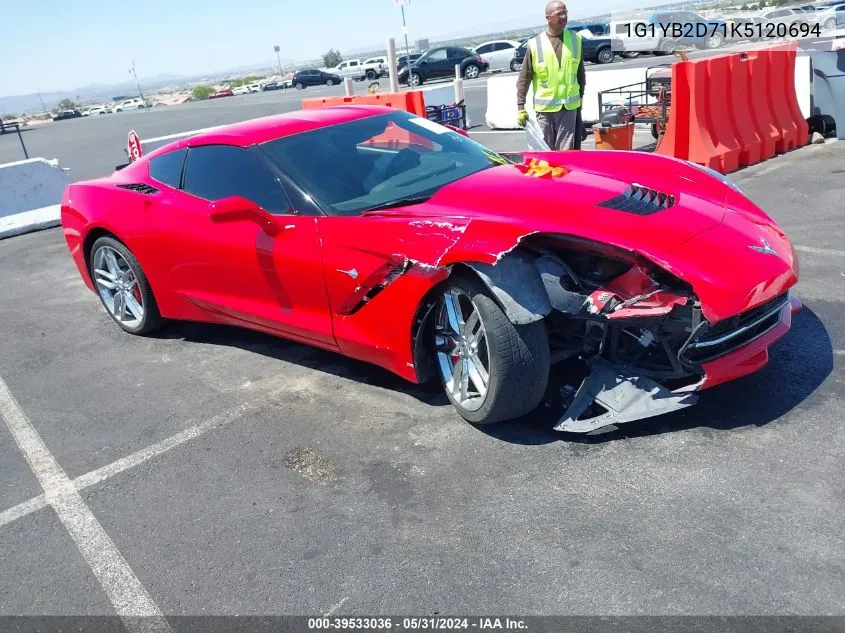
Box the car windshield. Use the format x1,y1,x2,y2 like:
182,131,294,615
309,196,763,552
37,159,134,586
259,110,511,216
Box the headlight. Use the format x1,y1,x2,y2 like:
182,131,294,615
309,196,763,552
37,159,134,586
687,162,744,194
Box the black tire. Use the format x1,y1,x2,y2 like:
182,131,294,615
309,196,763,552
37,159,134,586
326,79,335,86
463,63,480,79
657,38,676,54
366,70,377,80
705,33,723,49
510,59,522,72
410,72,422,86
596,47,614,64
621,51,640,58
434,273,550,425
88,236,163,335
295,82,305,90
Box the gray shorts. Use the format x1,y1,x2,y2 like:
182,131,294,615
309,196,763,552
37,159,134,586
537,108,579,151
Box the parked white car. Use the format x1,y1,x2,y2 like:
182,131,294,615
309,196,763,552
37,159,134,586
83,105,112,116
812,2,845,29
113,98,147,112
472,40,522,72
232,85,250,95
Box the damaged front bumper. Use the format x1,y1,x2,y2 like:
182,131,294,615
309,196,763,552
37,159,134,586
465,246,798,434
552,290,797,433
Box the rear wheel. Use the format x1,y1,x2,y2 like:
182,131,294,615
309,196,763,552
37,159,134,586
463,63,480,79
433,273,549,425
89,236,163,335
295,82,304,90
409,72,422,87
510,59,522,72
326,79,335,86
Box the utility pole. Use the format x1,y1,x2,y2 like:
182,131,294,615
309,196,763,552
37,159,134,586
394,0,412,62
37,89,46,114
274,45,283,78
129,60,147,107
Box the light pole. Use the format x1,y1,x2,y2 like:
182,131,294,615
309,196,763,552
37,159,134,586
129,60,147,107
394,0,412,62
274,45,283,78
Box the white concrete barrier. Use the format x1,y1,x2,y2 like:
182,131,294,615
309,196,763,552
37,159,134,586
0,158,70,239
485,66,658,129
796,52,811,120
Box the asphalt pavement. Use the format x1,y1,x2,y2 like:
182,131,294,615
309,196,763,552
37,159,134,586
0,111,843,623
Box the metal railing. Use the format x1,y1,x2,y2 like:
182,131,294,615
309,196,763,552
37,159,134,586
0,120,30,159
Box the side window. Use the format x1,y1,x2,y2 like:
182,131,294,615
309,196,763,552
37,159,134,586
475,44,493,54
448,47,468,59
182,145,290,214
426,49,448,62
149,149,186,189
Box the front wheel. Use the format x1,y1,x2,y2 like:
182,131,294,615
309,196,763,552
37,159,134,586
510,59,522,72
326,79,335,86
596,47,614,64
433,273,550,425
409,72,422,87
89,236,163,335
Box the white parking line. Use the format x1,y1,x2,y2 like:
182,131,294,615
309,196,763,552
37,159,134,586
0,401,258,528
0,377,172,633
794,245,845,258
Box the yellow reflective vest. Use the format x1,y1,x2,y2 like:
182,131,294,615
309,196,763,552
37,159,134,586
528,30,582,112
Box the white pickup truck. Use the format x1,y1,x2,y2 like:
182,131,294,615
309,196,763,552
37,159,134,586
326,58,387,81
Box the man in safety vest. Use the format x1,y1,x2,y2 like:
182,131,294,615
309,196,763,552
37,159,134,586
516,0,586,150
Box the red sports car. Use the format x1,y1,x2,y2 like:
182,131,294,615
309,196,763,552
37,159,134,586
60,105,801,433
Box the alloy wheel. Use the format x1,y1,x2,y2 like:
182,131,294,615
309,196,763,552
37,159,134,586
434,288,490,412
92,245,144,329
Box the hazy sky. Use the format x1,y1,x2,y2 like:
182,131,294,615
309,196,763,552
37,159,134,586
0,0,640,96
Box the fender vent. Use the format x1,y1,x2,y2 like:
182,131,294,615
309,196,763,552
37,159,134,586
116,183,159,195
598,184,674,216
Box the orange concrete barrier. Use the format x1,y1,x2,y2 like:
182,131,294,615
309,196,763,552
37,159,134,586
728,53,764,167
301,91,427,118
656,43,807,173
746,50,780,159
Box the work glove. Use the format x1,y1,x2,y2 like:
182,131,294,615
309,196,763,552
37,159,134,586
517,109,528,127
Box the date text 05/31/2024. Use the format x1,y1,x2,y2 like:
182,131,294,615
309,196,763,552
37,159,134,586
308,617,528,630
623,21,822,39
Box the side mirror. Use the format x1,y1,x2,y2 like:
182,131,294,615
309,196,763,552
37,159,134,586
209,196,277,232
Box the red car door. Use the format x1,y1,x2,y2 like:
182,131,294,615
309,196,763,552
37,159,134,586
149,144,336,349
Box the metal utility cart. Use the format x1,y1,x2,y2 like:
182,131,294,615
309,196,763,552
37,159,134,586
426,100,467,130
596,64,673,141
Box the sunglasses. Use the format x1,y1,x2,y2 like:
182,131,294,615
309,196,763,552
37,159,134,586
546,10,567,17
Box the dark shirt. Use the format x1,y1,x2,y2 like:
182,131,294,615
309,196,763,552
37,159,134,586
516,30,587,109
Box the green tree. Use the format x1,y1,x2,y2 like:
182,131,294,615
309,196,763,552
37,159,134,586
322,49,342,68
192,85,215,100
55,98,78,112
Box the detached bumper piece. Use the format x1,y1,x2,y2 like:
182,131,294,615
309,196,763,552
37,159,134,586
554,360,699,433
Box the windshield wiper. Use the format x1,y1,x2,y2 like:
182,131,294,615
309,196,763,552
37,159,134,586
361,196,432,214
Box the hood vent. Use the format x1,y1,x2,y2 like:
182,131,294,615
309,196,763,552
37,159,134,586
598,184,674,216
116,183,159,195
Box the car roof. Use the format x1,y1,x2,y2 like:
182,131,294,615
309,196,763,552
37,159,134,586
144,105,397,158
